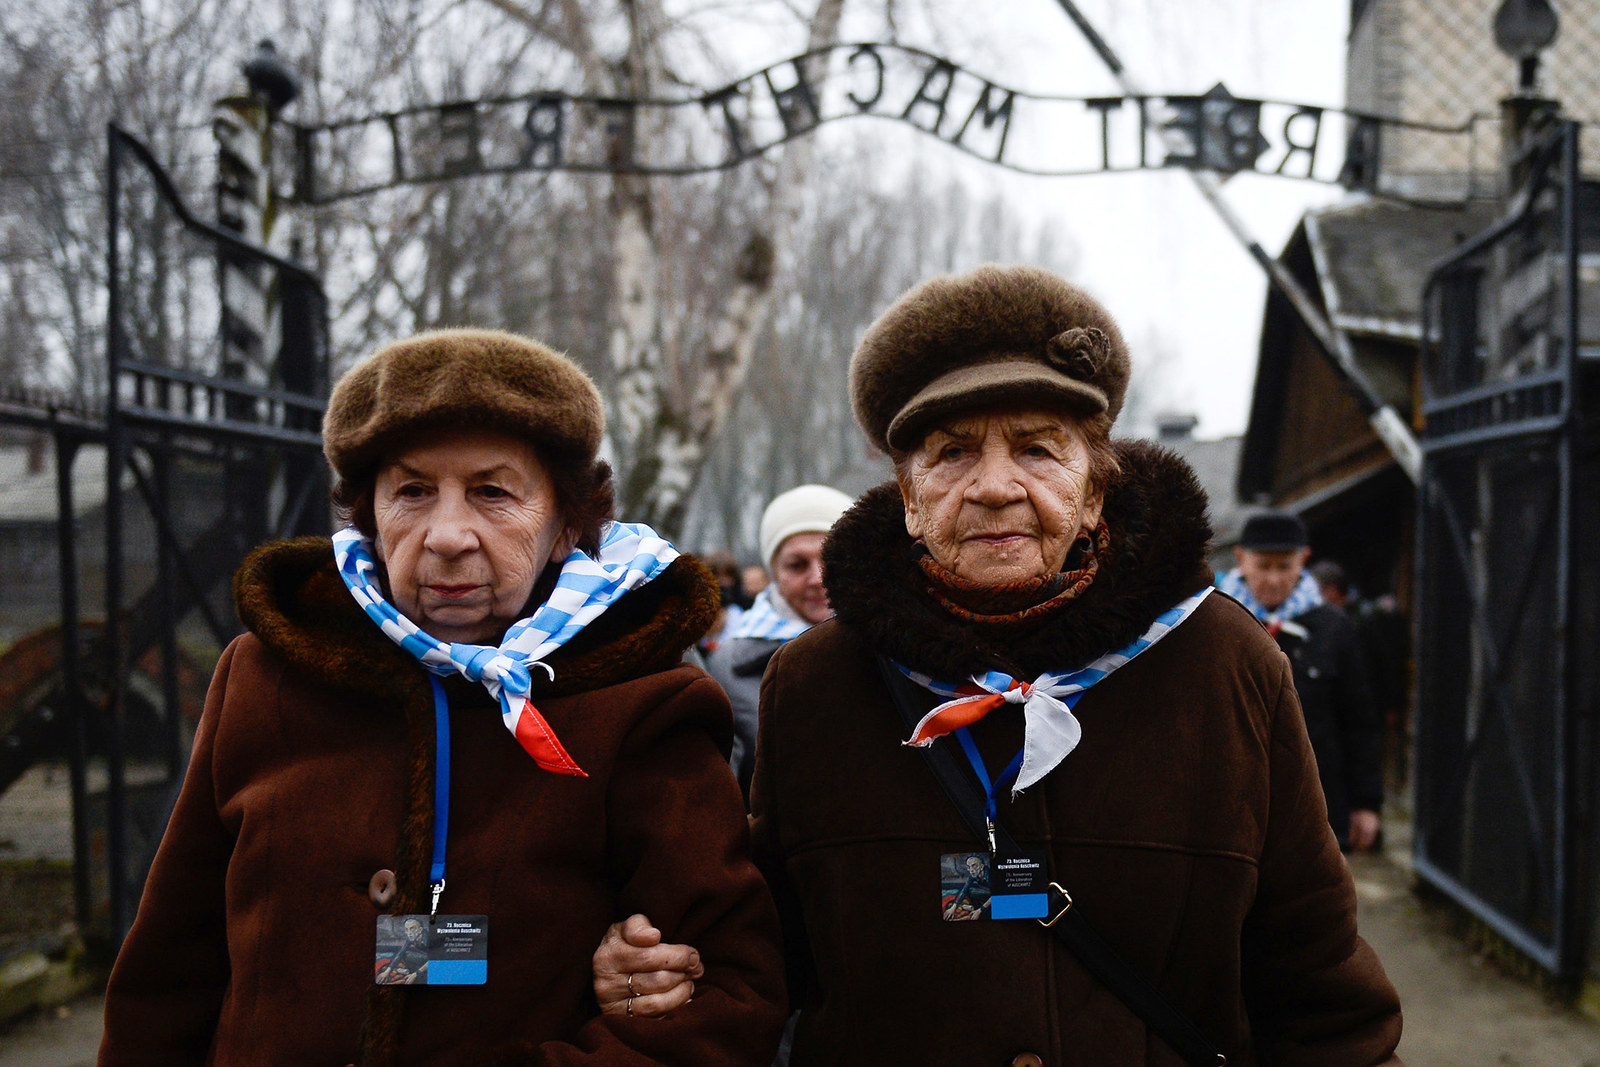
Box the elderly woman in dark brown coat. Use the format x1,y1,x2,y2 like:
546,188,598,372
99,329,786,1066
599,266,1402,1065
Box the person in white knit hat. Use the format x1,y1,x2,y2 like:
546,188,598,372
710,484,854,802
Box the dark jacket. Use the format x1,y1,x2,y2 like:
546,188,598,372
1273,603,1384,845
706,636,781,803
749,442,1402,1066
101,538,787,1067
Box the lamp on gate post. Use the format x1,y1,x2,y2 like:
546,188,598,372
1493,0,1561,179
243,39,301,117
1493,0,1559,94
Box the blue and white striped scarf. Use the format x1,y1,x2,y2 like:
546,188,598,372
332,520,679,774
1217,567,1322,626
897,587,1212,794
720,585,812,643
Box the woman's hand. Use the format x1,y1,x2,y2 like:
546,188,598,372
1347,809,1381,852
594,914,705,1018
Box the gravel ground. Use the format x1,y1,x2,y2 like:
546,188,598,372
0,997,101,1067
1350,848,1600,1066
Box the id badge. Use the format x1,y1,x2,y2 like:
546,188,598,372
375,914,488,985
940,850,1049,921
989,850,1049,919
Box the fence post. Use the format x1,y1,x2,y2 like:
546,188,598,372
104,125,131,943
53,427,93,933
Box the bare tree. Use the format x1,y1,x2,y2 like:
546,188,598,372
475,0,848,534
1,0,1081,549
683,143,1081,557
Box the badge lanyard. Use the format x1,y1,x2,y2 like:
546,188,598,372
429,676,451,917
952,727,1024,856
371,678,488,987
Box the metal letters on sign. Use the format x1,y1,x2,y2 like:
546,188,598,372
287,42,1469,204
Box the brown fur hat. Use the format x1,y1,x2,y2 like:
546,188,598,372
323,328,604,483
850,264,1131,453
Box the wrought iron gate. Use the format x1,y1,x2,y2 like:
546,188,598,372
71,125,328,941
1416,120,1595,977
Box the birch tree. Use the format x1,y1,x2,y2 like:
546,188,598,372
683,151,1082,557
477,0,847,534
2,0,1040,545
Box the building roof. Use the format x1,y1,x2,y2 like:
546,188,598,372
1158,432,1244,547
1304,196,1501,340
1238,195,1501,505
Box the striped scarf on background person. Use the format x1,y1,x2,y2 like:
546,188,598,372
896,588,1213,795
1217,567,1323,630
332,520,680,777
720,584,812,643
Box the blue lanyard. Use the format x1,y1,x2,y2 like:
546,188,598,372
953,727,1023,856
429,677,451,916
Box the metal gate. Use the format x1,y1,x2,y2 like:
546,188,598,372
1415,120,1593,977
79,125,325,941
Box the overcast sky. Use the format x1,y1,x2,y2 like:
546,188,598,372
829,0,1352,439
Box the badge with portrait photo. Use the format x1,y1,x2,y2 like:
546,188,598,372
940,851,992,921
375,914,488,985
940,849,1049,921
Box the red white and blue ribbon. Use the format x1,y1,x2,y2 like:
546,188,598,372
895,587,1212,794
332,520,679,777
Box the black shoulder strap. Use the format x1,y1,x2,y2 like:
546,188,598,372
874,657,1226,1067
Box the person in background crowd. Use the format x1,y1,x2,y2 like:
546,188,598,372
1310,558,1350,608
1220,514,1385,852
698,551,750,654
1311,558,1415,798
99,329,785,1066
707,484,854,802
740,563,770,602
596,266,1401,1065
705,551,751,612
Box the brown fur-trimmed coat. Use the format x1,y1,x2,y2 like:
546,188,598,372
100,538,786,1067
749,441,1402,1066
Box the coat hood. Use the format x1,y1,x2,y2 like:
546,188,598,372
822,439,1214,680
233,536,720,707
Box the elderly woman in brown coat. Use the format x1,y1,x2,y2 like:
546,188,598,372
598,266,1402,1065
99,330,786,1066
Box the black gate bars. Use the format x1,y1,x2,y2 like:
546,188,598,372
1416,120,1596,978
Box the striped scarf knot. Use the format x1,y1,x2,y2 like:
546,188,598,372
448,644,555,700
333,520,680,777
896,587,1213,795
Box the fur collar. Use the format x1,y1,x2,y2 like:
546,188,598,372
822,439,1214,679
234,537,720,711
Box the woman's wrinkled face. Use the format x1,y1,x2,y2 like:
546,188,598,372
899,407,1103,586
372,429,574,644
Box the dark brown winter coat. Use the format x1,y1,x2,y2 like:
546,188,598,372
748,441,1402,1066
100,538,786,1067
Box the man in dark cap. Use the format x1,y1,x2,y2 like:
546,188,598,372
1219,512,1384,851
